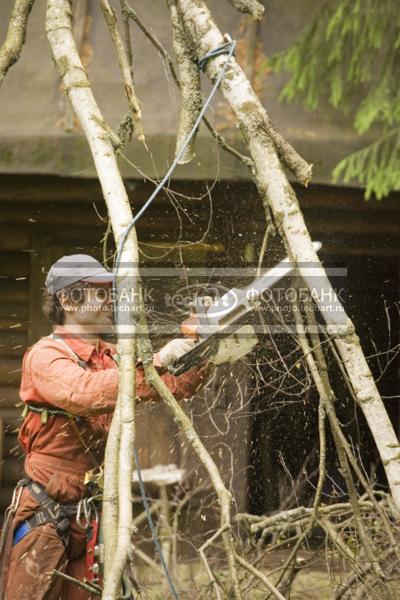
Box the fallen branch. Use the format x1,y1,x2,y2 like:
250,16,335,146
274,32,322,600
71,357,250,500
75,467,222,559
235,553,287,600
289,300,382,583
52,569,101,596
199,525,230,600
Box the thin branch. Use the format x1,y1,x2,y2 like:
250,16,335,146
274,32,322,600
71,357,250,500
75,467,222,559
199,525,230,600
137,324,242,600
226,0,265,20
118,0,134,76
52,570,101,595
100,0,144,141
123,2,254,169
166,0,202,164
0,0,35,87
235,553,287,600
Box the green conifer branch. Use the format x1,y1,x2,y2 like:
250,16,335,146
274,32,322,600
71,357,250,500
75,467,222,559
270,0,400,198
332,128,400,200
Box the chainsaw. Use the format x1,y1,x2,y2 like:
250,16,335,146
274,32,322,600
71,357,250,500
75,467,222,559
168,241,322,376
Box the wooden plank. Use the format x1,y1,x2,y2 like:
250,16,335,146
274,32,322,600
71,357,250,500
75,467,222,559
0,175,102,203
0,387,20,409
297,184,400,212
0,204,108,226
0,227,31,251
0,485,15,512
0,331,26,357
0,252,30,278
306,211,400,235
1,457,24,485
0,359,22,386
28,233,63,344
319,237,400,257
0,280,29,304
0,417,3,485
0,203,190,230
3,432,20,456
0,319,28,332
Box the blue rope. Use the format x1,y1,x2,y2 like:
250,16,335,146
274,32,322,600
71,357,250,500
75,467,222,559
112,38,237,600
133,446,180,600
113,38,237,274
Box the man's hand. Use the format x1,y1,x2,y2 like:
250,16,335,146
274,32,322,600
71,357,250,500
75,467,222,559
154,338,196,368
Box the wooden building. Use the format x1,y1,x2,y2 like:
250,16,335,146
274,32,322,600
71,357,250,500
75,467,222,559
0,0,399,522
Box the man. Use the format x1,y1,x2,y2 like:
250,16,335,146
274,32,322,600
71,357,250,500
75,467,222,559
1,255,210,600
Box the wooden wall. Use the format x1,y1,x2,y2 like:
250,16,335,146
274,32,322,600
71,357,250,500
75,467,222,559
0,176,252,518
0,175,399,520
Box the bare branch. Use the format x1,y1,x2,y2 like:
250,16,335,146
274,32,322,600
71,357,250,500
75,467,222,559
261,119,313,186
227,0,265,21
123,3,254,169
52,570,101,596
166,0,202,164
235,554,286,600
137,327,242,600
0,0,35,87
100,0,144,141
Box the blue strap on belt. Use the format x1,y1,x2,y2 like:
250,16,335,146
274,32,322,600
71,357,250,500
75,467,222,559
12,521,31,546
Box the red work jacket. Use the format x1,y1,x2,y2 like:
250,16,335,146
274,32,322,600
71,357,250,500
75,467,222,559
18,325,207,503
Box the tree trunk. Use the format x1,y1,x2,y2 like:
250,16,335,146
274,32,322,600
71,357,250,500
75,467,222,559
46,0,139,596
177,0,400,512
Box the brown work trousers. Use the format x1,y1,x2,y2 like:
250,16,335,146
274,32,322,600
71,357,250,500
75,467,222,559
4,490,95,600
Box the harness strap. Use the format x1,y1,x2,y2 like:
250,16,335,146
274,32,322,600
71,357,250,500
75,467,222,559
23,334,103,472
49,333,88,369
12,480,79,547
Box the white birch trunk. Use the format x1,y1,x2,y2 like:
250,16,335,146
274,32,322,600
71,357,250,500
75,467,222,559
46,0,138,596
178,0,400,512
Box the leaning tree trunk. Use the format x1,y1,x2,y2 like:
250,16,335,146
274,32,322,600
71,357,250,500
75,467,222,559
46,1,138,597
177,0,400,512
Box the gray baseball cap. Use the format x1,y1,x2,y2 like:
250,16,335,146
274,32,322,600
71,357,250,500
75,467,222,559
45,254,114,294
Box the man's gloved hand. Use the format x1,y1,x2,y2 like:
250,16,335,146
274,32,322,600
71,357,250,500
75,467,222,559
154,337,196,368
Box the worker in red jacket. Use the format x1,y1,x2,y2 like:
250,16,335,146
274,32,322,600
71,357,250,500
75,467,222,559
0,255,210,600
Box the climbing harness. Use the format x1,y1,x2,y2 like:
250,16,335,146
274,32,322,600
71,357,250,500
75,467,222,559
11,479,79,547
9,336,108,583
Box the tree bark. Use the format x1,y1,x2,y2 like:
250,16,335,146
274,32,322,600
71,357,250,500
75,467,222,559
177,0,400,512
46,0,139,596
227,0,264,20
100,0,144,141
0,0,35,87
166,0,202,164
